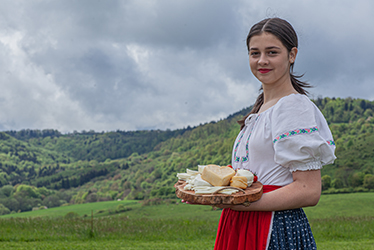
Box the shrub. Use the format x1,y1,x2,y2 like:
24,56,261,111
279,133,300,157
353,187,369,192
332,179,344,189
0,203,10,215
350,172,365,187
64,211,79,219
115,204,132,213
95,209,106,214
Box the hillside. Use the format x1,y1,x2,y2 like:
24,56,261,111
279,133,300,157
0,97,374,214
0,132,71,186
6,128,190,162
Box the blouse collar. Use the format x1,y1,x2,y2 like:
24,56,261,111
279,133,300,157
244,114,258,126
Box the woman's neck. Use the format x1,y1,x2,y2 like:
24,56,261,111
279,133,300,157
259,80,297,113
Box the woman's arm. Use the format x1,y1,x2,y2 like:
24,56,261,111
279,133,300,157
216,169,322,211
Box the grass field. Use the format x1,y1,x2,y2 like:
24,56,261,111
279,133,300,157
0,192,373,249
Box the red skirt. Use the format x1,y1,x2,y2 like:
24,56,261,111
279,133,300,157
214,185,281,250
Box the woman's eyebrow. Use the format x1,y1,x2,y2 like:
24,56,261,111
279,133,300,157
249,46,281,51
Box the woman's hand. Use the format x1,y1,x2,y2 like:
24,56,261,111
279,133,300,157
182,201,244,210
214,204,233,209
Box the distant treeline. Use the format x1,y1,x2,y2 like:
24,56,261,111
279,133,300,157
5,128,193,162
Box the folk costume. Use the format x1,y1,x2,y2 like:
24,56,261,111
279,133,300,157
214,93,336,250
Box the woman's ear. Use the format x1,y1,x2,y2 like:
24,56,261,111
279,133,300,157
289,47,298,64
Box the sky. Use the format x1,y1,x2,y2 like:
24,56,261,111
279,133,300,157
0,0,373,133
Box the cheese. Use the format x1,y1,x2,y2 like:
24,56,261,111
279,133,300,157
186,168,199,176
201,165,236,186
198,165,206,173
193,174,213,187
230,176,248,189
184,183,193,191
236,169,254,186
194,186,239,195
176,173,191,181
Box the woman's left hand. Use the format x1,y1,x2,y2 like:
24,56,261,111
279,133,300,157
214,204,233,209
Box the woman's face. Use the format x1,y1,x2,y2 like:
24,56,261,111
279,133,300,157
248,32,296,87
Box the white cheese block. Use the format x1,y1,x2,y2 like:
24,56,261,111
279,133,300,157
176,173,191,181
193,174,213,187
186,169,199,176
198,165,206,173
201,165,236,186
184,184,193,191
194,186,239,195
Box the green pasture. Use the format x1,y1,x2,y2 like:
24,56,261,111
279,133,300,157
0,192,373,249
304,192,374,219
0,200,140,219
0,199,221,220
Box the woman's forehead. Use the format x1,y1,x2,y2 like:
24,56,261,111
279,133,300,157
249,32,284,50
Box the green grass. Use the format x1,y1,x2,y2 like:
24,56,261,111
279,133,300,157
0,193,373,249
0,200,139,219
0,240,216,250
0,199,222,220
304,192,374,219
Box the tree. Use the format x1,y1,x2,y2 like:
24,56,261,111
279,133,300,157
360,100,366,110
0,185,13,197
363,174,374,189
42,194,62,208
15,185,40,198
321,175,331,190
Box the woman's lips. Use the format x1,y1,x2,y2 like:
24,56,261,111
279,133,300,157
258,69,272,74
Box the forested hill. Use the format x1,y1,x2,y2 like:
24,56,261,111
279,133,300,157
5,128,191,162
0,97,374,215
5,97,373,164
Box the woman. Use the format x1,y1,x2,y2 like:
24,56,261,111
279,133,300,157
214,18,336,249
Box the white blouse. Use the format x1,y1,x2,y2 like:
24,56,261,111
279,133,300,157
231,93,336,186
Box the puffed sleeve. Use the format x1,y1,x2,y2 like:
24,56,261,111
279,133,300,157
271,94,336,172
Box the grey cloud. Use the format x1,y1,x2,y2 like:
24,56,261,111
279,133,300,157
0,0,373,132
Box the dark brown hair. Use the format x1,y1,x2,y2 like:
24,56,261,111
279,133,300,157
238,18,311,129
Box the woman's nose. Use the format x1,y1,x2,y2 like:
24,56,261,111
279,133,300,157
258,55,268,65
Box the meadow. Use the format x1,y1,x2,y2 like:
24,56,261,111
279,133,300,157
0,192,373,249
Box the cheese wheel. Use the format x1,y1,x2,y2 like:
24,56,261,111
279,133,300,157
201,165,236,186
230,176,248,189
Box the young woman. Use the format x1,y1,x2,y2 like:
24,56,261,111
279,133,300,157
213,18,336,249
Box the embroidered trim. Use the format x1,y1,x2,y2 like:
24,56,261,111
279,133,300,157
273,127,335,146
327,140,335,146
273,127,319,144
234,131,245,162
234,114,261,163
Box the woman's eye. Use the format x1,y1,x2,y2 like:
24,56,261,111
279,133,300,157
250,51,259,56
268,51,278,55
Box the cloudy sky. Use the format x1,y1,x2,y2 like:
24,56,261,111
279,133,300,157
0,0,373,133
